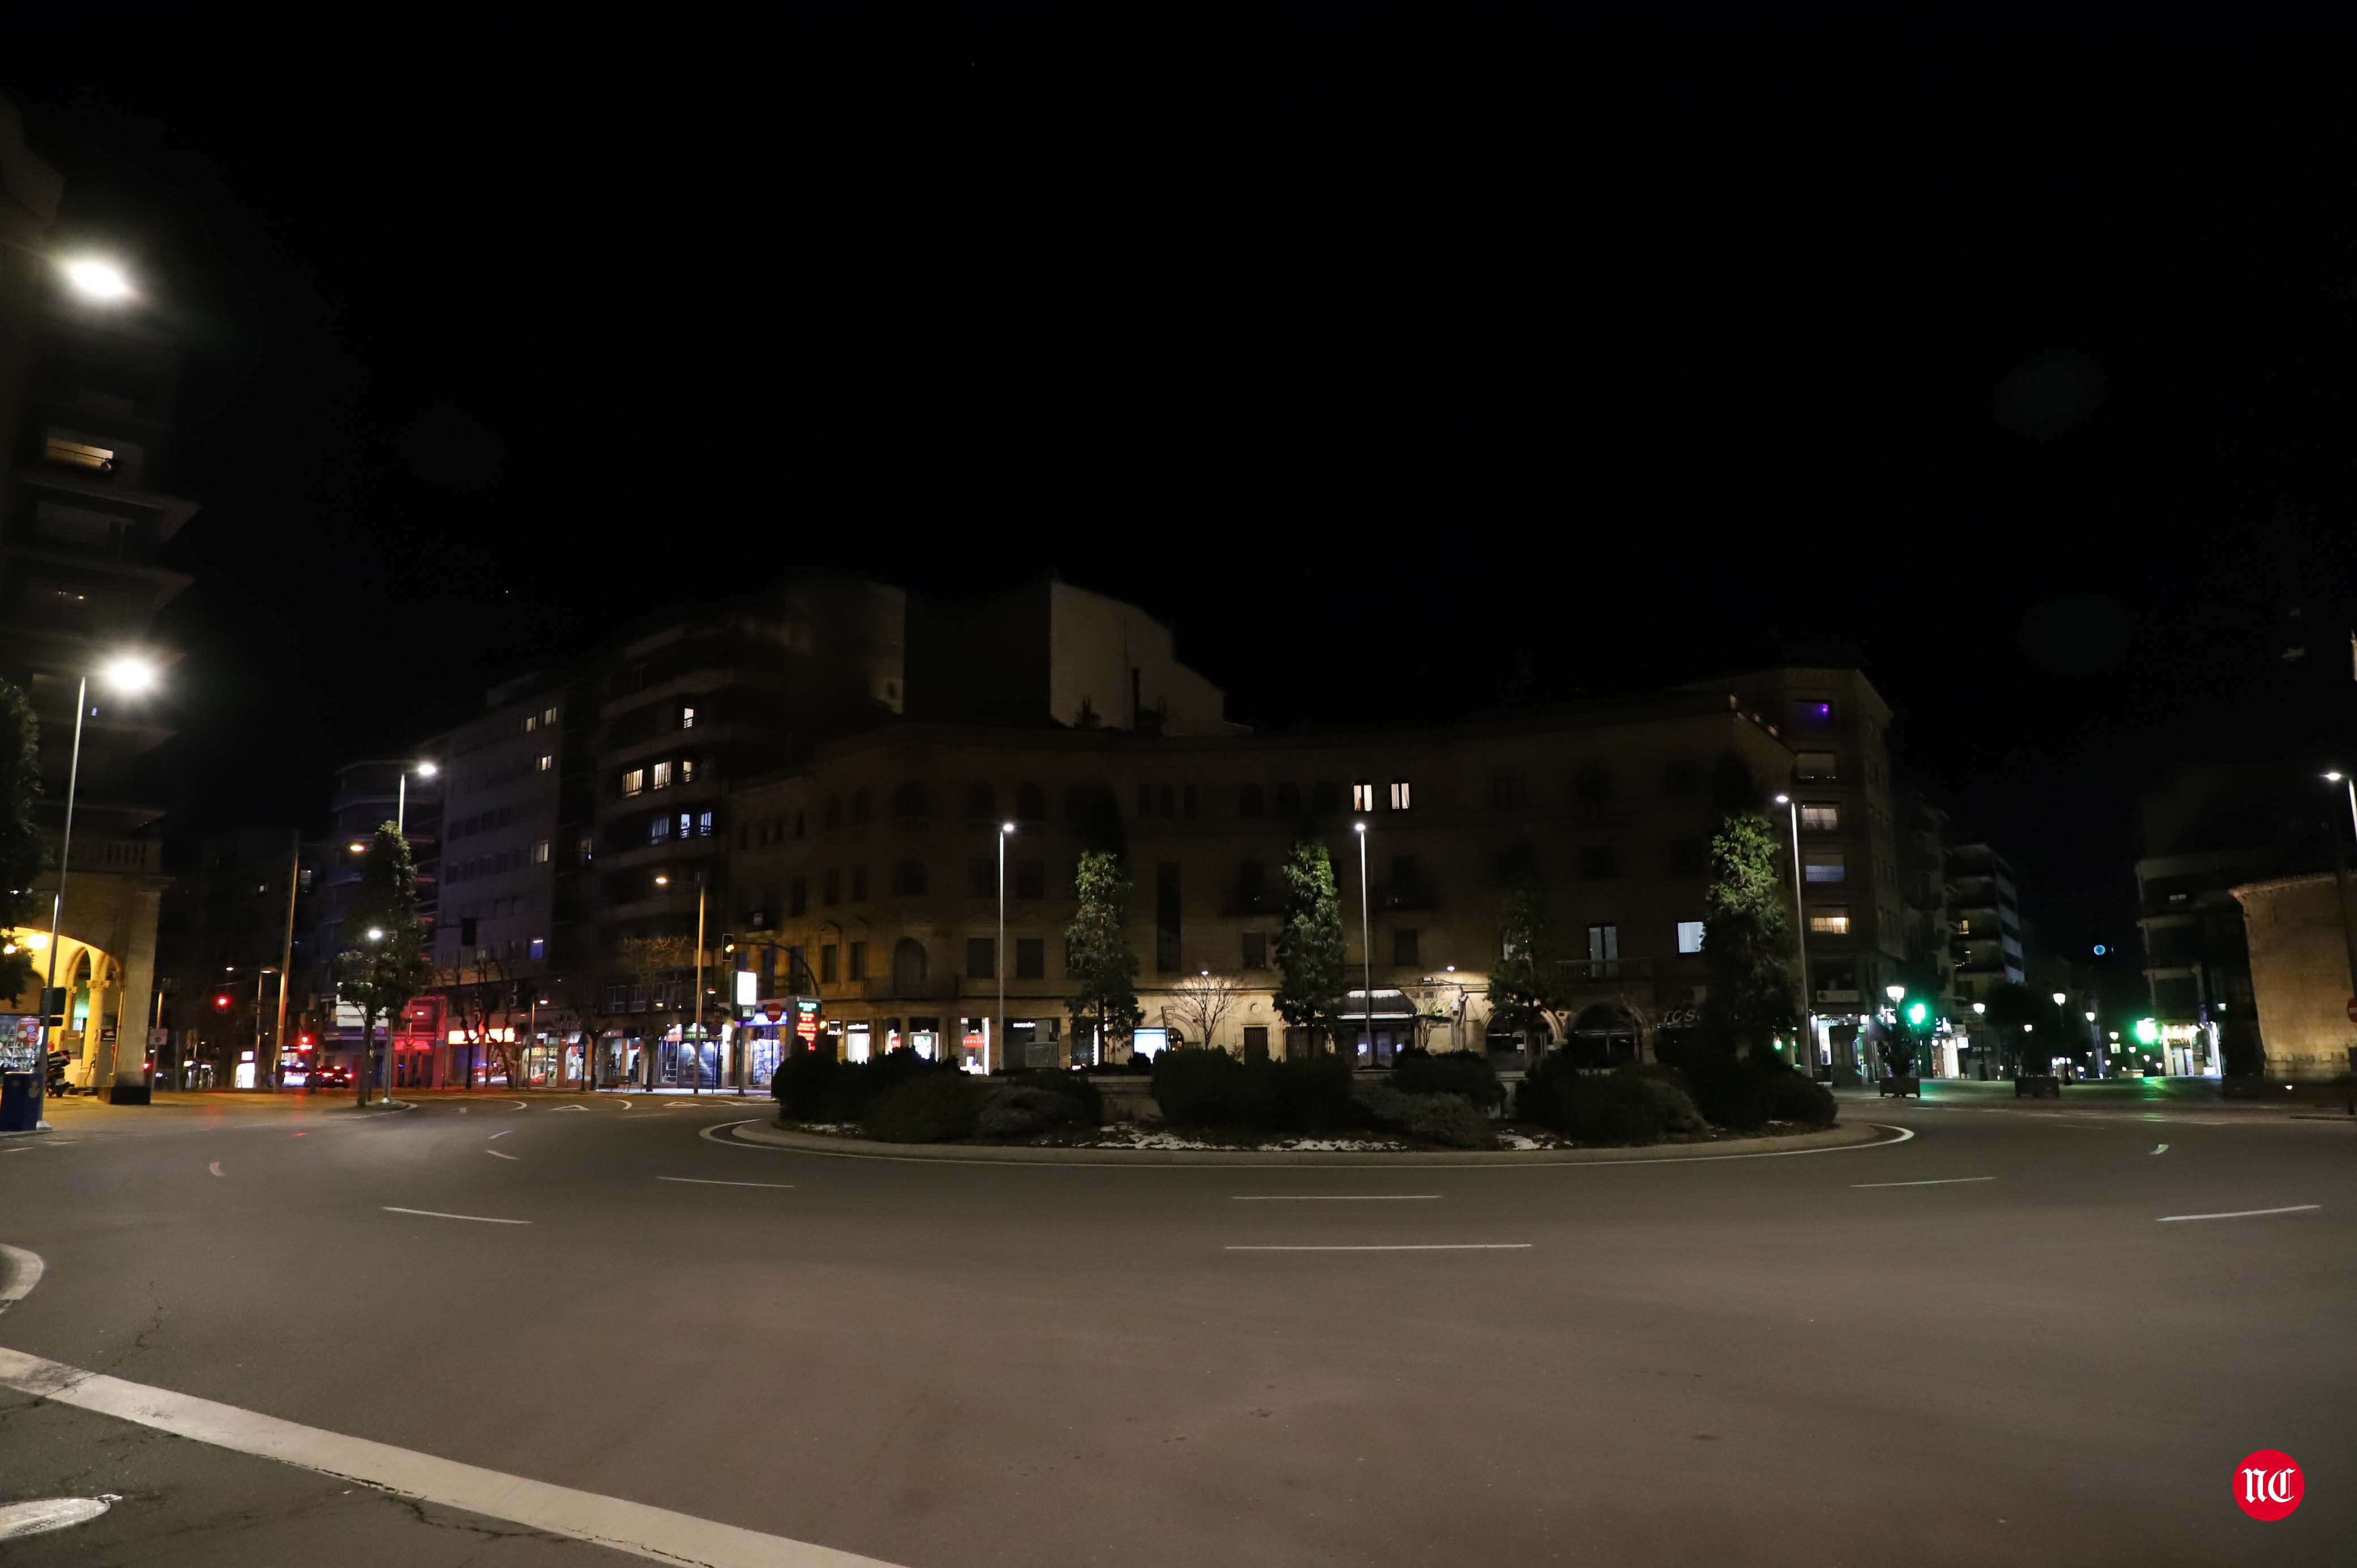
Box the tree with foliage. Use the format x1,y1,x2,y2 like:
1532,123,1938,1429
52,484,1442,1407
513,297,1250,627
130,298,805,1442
1273,840,1347,1055
0,680,42,1019
334,823,434,1106
1064,850,1142,1063
1699,811,1796,1062
1487,853,1572,1059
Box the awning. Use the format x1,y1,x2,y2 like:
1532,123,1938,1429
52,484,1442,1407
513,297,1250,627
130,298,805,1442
1339,988,1416,1022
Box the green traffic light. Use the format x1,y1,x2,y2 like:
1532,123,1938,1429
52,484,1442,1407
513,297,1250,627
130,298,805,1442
1905,1000,1928,1027
2133,1017,2159,1045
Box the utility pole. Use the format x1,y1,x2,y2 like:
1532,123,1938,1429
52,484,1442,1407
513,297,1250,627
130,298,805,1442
691,873,707,1096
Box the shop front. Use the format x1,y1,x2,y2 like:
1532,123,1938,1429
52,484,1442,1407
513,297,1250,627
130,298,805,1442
1342,988,1416,1067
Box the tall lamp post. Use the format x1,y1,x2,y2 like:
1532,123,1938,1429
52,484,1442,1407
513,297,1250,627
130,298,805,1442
2085,1009,2101,1078
394,759,437,836
654,870,707,1093
1352,821,1372,1064
2320,774,2357,1066
1773,795,1814,1072
34,655,158,1118
997,821,1015,1074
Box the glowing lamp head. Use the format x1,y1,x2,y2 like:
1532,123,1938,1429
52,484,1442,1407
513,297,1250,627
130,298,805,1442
1773,793,1790,805
2133,1017,2159,1045
653,874,670,887
63,258,133,300
1002,821,1016,834
414,760,439,778
1885,984,1905,1002
102,654,158,694
365,927,384,941
1972,1002,1986,1015
2329,772,2346,783
1353,821,1366,833
348,842,367,854
2052,991,2066,1007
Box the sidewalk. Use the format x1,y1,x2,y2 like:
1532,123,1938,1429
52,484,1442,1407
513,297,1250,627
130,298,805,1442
1837,1077,2355,1117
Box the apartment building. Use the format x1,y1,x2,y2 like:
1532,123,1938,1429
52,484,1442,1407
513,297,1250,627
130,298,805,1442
716,691,1797,1075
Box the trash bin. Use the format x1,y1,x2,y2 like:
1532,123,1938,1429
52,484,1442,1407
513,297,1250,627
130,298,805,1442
0,1071,36,1134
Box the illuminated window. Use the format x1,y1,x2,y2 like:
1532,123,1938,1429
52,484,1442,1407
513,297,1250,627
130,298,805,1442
1351,782,1375,811
1800,803,1840,832
528,938,545,960
538,753,552,772
542,706,557,726
679,704,696,730
622,768,645,796
696,811,713,837
1803,851,1847,883
651,760,673,790
1677,920,1705,954
524,714,537,733
1389,779,1412,811
649,815,670,843
531,840,550,864
1809,907,1850,935
680,757,697,783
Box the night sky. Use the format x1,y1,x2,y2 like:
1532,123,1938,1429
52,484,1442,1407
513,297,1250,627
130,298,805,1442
8,7,2354,958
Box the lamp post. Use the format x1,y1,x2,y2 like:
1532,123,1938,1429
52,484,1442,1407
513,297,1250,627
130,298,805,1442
2320,775,2357,1067
2085,1009,2101,1077
1353,822,1372,1064
998,821,1014,1075
35,655,158,1118
1773,794,1814,1072
1883,982,1905,1081
395,759,437,836
269,830,299,1093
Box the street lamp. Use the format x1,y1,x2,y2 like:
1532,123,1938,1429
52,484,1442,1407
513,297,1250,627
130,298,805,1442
997,821,1014,1075
2320,773,2357,1065
62,258,134,301
1354,821,1372,1064
395,759,437,836
37,653,160,1113
1773,795,1814,1071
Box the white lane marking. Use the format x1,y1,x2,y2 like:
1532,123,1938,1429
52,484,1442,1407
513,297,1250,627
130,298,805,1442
1231,1195,1440,1201
2156,1205,2320,1224
487,1149,519,1161
1226,1243,1530,1252
207,1161,224,1178
1850,1177,1994,1188
3,1147,28,1153
381,1207,530,1225
457,1107,467,1115
553,1105,588,1112
0,1343,901,1567
615,1099,635,1110
509,1101,529,1111
0,1495,117,1540
700,1119,1918,1166
0,1243,43,1313
2152,1144,2169,1156
487,1130,512,1140
656,1177,795,1189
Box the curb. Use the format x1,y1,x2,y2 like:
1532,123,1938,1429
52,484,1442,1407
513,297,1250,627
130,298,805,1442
721,1119,1901,1167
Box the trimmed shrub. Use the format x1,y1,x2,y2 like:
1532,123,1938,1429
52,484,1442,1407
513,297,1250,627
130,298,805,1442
1401,1092,1496,1149
1279,1054,1356,1132
1563,1070,1670,1146
862,1073,982,1143
1513,1052,1581,1126
976,1084,1083,1140
1390,1048,1504,1114
1352,1080,1419,1128
1635,1074,1706,1134
772,1047,839,1121
1684,1054,1771,1132
1012,1069,1103,1126
1152,1047,1242,1128
1759,1066,1836,1126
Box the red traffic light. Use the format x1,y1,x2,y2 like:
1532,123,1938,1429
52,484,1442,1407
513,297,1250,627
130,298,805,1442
297,1033,315,1048
213,994,232,1010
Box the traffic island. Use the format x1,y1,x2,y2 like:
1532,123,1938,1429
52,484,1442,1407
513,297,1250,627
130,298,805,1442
727,1118,1900,1165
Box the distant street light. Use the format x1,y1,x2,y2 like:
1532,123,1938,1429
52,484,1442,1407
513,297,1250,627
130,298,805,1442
997,821,1015,1074
395,760,437,836
366,927,384,942
1354,821,1372,1065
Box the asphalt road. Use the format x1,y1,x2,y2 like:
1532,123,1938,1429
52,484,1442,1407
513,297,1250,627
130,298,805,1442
1,1085,2350,1566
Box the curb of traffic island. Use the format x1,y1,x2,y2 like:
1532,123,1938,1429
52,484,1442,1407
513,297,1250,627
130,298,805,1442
716,1118,1909,1167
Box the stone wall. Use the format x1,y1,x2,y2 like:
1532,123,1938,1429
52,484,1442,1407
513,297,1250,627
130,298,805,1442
2231,874,2357,1081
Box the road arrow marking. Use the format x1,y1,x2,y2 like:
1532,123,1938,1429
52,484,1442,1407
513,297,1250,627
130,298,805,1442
207,1161,224,1178
2152,1144,2168,1155
487,1149,518,1161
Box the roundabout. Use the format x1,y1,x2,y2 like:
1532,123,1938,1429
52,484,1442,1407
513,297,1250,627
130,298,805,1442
0,1089,2349,1566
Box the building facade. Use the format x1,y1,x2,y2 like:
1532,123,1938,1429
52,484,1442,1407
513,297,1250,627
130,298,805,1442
2228,873,2356,1081
715,692,1798,1076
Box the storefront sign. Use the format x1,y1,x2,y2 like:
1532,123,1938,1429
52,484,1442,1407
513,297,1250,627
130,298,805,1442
793,996,821,1045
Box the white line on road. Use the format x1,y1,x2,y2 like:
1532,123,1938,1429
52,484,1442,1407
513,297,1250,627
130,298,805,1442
1231,1195,1440,1201
207,1161,223,1178
381,1207,531,1225
487,1149,518,1161
0,1243,42,1313
0,1341,900,1567
1850,1177,1993,1188
2156,1205,2319,1224
1226,1243,1530,1252
656,1177,795,1189
487,1130,512,1140
552,1105,588,1112
2152,1144,2169,1156
509,1101,529,1111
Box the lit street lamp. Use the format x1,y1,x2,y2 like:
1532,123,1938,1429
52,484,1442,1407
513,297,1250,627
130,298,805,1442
997,821,1015,1074
1773,795,1814,1072
396,759,437,836
1354,821,1372,1064
63,258,133,301
36,654,159,1115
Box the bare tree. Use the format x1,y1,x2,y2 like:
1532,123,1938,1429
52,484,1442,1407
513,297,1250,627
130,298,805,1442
444,948,525,1088
1168,970,1245,1055
617,934,695,1084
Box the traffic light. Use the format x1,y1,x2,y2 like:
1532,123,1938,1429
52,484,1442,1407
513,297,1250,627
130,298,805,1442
1904,999,1929,1029
214,993,233,1011
2133,1017,2159,1046
297,1033,315,1049
720,932,735,956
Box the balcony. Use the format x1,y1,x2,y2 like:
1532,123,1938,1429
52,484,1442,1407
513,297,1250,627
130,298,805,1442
36,832,157,875
1551,955,1654,988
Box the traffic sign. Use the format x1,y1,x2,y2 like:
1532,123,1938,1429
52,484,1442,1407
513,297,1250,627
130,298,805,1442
2345,996,2356,1024
763,1003,785,1022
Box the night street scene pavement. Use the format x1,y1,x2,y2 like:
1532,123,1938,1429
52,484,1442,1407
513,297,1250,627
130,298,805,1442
6,7,2357,1565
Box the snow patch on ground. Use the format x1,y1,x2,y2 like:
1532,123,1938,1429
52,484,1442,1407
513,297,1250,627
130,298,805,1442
1497,1133,1543,1151
1070,1128,1410,1153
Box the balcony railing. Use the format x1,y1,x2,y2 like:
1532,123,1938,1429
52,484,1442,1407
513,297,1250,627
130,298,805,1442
37,832,155,874
1552,955,1654,986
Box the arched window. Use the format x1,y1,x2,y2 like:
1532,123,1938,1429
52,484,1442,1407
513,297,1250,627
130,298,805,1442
891,859,928,896
1274,782,1301,817
964,780,996,820
892,937,928,993
891,781,930,820
1015,781,1046,822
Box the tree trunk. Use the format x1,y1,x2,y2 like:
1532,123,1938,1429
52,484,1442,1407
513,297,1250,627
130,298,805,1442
356,1010,374,1107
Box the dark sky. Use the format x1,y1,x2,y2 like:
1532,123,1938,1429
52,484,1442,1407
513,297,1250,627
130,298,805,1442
8,6,2355,957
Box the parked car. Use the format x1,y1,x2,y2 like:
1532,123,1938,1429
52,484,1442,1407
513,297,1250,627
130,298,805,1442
311,1063,354,1089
